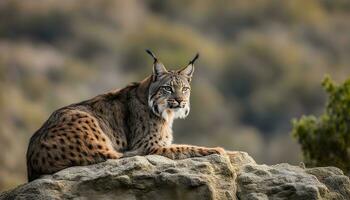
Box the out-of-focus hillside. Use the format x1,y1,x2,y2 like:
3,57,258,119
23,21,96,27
0,0,350,191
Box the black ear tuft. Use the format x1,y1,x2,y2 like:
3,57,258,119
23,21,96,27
146,49,158,63
188,53,199,65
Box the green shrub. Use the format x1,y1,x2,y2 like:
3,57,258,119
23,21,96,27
292,76,350,173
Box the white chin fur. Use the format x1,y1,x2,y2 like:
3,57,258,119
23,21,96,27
160,107,188,122
173,107,189,119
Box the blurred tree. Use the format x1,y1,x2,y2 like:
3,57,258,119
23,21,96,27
292,76,350,174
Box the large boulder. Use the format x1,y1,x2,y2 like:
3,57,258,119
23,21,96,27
1,152,349,200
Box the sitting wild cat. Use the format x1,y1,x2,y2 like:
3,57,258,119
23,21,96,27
26,50,226,181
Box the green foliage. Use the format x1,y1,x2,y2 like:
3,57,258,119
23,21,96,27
293,76,350,173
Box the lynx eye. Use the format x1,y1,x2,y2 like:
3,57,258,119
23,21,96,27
182,87,190,92
161,86,173,93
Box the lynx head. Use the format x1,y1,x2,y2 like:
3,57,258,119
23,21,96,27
146,50,198,121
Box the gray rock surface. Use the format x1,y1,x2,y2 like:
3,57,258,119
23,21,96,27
1,152,349,200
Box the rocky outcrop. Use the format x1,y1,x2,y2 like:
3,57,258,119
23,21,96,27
1,152,349,200
237,164,350,199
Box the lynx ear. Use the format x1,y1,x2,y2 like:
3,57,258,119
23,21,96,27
146,49,167,80
179,53,198,81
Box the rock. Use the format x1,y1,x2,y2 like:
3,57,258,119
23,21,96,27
305,167,350,199
226,151,256,171
236,163,350,200
1,152,349,200
0,154,236,200
237,164,326,200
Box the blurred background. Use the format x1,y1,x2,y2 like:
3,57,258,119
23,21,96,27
1,0,350,191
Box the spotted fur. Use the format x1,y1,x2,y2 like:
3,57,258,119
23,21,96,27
26,50,225,182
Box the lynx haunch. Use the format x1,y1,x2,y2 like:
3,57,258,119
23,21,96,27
26,50,226,181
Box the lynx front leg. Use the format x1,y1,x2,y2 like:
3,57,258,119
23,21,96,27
149,145,226,159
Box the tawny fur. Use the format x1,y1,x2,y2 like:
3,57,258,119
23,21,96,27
26,51,225,181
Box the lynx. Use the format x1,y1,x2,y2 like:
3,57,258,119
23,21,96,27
26,50,226,182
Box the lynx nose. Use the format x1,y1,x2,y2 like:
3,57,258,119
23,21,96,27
176,98,186,108
168,99,185,108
